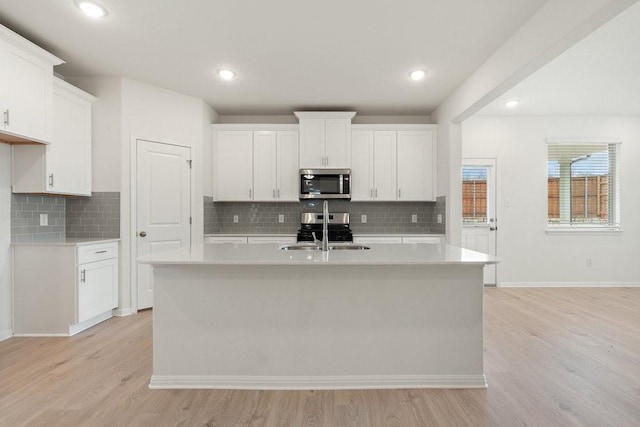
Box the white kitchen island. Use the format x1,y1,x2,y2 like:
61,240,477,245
138,243,498,390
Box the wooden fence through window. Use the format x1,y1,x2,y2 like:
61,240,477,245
548,176,608,222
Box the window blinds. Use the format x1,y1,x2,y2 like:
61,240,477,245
547,142,619,227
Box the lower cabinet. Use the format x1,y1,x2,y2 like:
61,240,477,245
204,235,296,245
354,235,443,245
13,240,119,336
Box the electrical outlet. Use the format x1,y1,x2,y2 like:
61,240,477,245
586,257,593,267
361,214,367,223
411,214,418,223
278,214,285,223
39,213,48,226
233,215,239,223
437,214,443,224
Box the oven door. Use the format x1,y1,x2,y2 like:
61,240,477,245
299,169,351,199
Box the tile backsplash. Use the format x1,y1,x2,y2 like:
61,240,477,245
205,197,446,235
11,192,120,242
66,192,120,239
11,194,66,243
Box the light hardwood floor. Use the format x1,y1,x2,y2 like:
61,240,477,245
1,288,639,426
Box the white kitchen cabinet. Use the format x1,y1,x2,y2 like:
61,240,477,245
213,125,299,202
354,235,444,244
397,130,436,201
351,130,397,201
13,240,119,336
351,125,436,202
353,236,403,244
295,111,356,168
204,235,296,244
252,130,299,201
247,236,296,244
214,130,253,201
0,25,63,144
12,77,94,196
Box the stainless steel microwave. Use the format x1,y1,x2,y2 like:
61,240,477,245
299,169,351,200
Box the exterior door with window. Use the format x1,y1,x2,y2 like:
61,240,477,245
461,159,497,285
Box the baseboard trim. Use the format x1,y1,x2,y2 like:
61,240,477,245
149,374,488,390
500,282,640,288
112,307,135,317
0,328,13,342
13,333,69,337
69,311,113,336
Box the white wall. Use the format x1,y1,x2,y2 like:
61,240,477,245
431,0,636,245
462,115,640,286
0,144,12,340
119,78,213,312
68,77,122,192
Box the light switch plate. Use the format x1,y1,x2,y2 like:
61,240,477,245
411,214,418,223
361,214,367,223
39,213,48,226
233,215,239,223
278,214,285,223
437,214,443,224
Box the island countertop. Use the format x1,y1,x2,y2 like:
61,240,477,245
137,242,498,266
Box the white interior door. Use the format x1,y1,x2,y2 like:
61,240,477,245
461,159,497,285
136,140,191,309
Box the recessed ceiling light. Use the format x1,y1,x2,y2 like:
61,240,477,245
409,69,426,80
75,1,108,18
504,99,520,108
217,69,236,80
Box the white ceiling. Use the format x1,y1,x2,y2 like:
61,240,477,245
479,0,640,116
0,0,548,116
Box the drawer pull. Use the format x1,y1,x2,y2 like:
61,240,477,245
81,269,86,283
95,250,108,254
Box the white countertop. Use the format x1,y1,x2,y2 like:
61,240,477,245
138,243,498,266
11,238,120,247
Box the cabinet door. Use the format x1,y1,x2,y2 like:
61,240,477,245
0,44,52,143
276,130,299,201
373,131,397,201
397,130,434,201
215,130,253,201
350,130,373,201
47,83,92,195
298,118,325,168
78,258,118,323
253,131,277,201
324,119,351,167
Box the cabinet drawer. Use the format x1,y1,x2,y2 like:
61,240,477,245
77,242,118,264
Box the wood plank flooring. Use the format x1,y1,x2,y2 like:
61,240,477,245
1,288,639,426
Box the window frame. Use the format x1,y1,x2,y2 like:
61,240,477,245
545,138,622,234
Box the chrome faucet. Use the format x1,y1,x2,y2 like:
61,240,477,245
322,200,329,251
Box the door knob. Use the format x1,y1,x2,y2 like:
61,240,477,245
489,218,498,231
139,231,147,237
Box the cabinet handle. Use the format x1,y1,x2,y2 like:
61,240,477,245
375,189,378,198
249,189,252,199
277,189,280,199
398,188,401,199
81,269,86,283
325,156,329,166
95,250,107,254
370,189,373,198
48,174,54,187
3,110,8,126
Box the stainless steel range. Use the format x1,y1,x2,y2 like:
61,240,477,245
296,212,353,243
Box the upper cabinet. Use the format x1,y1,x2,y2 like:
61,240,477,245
213,125,299,202
351,125,437,202
295,111,356,169
0,25,63,144
12,78,95,196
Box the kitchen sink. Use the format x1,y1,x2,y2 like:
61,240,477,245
280,244,321,251
279,244,370,251
328,245,370,250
